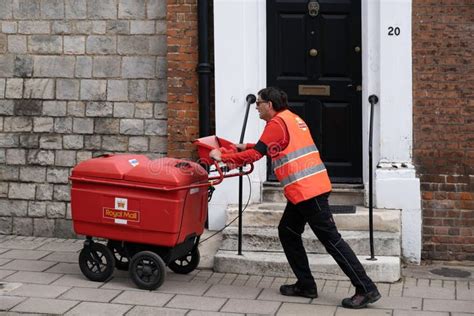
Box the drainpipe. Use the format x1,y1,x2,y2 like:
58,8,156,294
197,0,212,137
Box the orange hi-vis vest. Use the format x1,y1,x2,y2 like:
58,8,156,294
271,110,332,204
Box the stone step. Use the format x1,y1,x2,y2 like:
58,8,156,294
262,183,364,206
214,250,401,282
221,226,400,256
227,204,401,233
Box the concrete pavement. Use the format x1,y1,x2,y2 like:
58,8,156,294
1,233,474,315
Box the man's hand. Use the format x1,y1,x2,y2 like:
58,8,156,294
235,143,246,151
209,149,222,162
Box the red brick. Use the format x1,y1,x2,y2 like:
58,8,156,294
166,1,200,159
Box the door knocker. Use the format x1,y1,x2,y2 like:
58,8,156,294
308,0,320,17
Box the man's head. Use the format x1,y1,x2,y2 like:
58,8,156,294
256,87,288,121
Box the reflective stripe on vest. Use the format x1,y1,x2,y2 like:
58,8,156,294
270,109,332,204
280,162,327,187
273,144,319,170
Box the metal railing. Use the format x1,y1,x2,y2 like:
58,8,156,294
367,94,379,261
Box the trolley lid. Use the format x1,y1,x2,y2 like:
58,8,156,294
71,154,150,180
123,157,208,186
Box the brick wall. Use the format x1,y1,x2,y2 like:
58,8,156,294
0,0,168,237
166,0,199,159
412,0,474,260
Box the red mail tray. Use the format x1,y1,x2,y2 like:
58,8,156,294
194,135,237,165
70,154,209,247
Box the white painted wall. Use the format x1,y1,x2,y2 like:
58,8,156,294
213,0,422,263
210,0,267,229
374,0,422,263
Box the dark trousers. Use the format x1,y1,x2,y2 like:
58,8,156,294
278,192,377,293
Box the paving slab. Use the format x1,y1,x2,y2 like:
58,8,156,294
59,287,122,303
375,283,390,296
389,281,403,297
0,250,51,260
112,290,174,307
0,258,12,266
0,259,56,272
371,295,422,311
0,240,47,250
277,302,336,316
126,306,188,316
204,284,262,299
220,298,281,314
393,311,450,316
403,285,455,299
311,291,348,306
4,271,63,284
156,280,212,296
8,283,71,298
44,262,81,275
37,241,82,252
430,279,443,288
457,288,474,301
257,288,311,303
167,271,196,282
201,274,224,285
335,307,393,315
187,312,243,316
41,252,79,263
51,274,102,288
165,294,227,311
0,295,26,311
403,264,474,282
0,269,16,278
423,299,474,313
11,297,78,314
64,302,133,316
99,277,143,291
245,275,263,287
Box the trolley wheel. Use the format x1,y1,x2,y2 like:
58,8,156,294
107,240,129,271
79,242,115,282
129,251,166,290
168,248,200,274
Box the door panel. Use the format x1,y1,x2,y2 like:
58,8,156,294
267,0,362,183
278,14,307,77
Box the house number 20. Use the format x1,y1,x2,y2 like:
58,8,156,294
388,26,401,36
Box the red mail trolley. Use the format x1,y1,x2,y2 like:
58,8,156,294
70,136,251,290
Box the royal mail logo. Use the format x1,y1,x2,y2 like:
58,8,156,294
103,208,140,222
115,197,128,210
295,117,308,131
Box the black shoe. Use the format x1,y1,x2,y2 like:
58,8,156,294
279,283,318,298
341,289,381,309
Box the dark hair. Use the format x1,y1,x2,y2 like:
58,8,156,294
258,87,288,111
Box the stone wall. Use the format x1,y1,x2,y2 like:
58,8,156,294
412,0,474,261
0,0,167,237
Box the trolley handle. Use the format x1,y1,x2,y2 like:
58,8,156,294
208,161,224,186
208,161,254,182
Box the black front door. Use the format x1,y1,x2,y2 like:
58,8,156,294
266,0,362,183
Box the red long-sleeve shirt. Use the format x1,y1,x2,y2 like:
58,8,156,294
221,116,289,167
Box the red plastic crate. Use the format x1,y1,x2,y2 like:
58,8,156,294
194,135,237,165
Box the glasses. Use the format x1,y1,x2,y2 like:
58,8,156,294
256,101,268,106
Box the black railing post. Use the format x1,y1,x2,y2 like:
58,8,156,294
367,94,378,261
237,94,256,255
